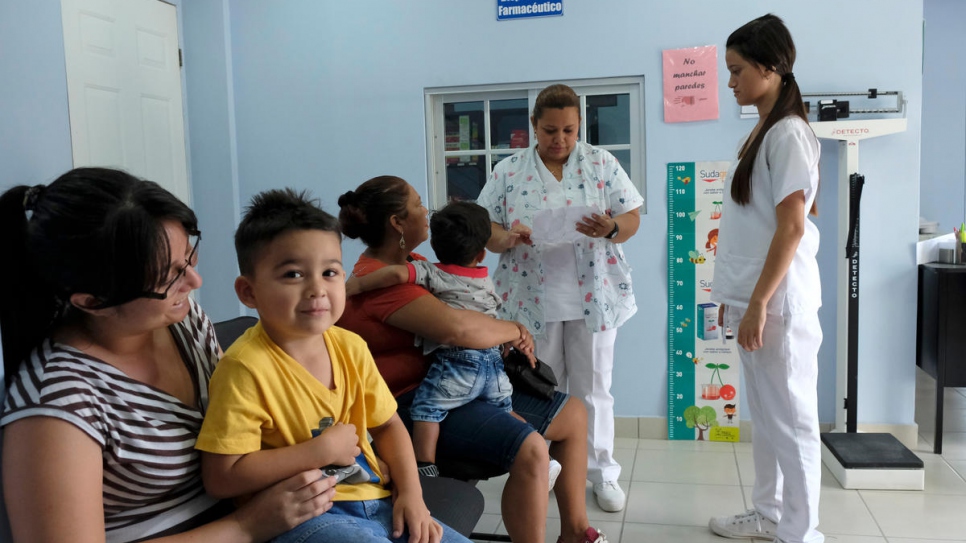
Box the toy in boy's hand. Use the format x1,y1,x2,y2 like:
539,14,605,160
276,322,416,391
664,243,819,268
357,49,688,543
312,417,372,484
322,464,366,484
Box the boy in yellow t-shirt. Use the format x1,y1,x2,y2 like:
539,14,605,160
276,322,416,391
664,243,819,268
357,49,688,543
196,188,467,543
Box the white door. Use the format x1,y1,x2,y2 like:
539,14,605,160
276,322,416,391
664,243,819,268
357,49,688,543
61,0,190,203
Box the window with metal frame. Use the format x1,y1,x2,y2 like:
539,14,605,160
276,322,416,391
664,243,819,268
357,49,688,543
424,77,646,211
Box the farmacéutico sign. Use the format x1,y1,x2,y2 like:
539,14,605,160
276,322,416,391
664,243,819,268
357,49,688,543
497,0,563,20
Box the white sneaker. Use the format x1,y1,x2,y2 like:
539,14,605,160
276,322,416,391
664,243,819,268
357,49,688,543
548,458,562,492
709,509,777,540
592,481,625,512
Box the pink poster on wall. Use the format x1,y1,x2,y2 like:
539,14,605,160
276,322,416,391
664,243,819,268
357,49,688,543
663,45,719,123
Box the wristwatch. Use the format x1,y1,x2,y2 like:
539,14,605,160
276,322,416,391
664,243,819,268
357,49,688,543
604,221,620,240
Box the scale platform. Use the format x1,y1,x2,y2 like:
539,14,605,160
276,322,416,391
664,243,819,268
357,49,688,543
821,432,924,490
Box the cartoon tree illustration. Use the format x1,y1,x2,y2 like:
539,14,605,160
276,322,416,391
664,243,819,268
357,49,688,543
683,405,719,441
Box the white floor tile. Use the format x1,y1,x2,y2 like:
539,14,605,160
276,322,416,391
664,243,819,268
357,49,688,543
474,473,508,515
614,437,640,449
861,490,966,539
613,447,635,483
815,488,882,536
817,536,886,542
916,433,941,456
739,484,881,537
624,481,746,526
944,390,966,409
619,522,746,542
736,452,755,486
636,438,736,452
734,441,754,454
947,459,966,480
939,432,966,460
945,408,966,432
632,448,740,486
475,511,623,543
917,453,966,494
467,436,966,543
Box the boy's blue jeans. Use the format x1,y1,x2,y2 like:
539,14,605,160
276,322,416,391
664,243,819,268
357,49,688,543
410,346,512,423
272,497,471,543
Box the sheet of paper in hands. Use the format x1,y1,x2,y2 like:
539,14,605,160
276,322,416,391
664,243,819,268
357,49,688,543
529,205,601,245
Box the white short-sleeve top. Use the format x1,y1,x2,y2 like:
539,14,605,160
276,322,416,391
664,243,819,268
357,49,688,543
477,142,644,336
711,116,822,316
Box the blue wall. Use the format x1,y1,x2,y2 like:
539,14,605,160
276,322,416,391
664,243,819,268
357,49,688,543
0,1,74,538
187,0,924,427
0,1,935,432
180,0,247,319
0,0,72,186
920,0,966,232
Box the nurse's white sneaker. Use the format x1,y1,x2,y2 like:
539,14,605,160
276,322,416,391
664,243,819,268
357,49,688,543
548,458,562,492
592,481,626,512
708,509,777,539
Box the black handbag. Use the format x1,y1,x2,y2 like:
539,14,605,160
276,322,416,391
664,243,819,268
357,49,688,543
503,348,558,401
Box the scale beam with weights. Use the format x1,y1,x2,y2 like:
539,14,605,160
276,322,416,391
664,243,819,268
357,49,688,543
807,89,924,490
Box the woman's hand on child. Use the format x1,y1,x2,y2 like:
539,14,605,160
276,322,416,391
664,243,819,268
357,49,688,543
235,469,337,541
391,492,442,543
314,422,361,466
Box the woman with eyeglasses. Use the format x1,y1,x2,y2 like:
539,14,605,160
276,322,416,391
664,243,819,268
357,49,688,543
0,168,336,543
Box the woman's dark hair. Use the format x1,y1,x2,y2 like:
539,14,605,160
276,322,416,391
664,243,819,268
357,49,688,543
0,167,198,386
727,14,816,214
338,175,410,248
532,84,581,122
235,188,341,276
429,201,491,267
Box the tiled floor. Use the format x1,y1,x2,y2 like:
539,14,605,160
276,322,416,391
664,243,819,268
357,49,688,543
469,378,966,542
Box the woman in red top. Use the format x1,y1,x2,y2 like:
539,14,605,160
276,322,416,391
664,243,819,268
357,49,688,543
338,176,607,543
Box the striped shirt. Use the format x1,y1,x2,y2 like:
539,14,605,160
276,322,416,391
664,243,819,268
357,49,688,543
1,299,221,542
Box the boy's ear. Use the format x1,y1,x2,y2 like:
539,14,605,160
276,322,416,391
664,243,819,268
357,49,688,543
234,276,258,309
476,249,487,264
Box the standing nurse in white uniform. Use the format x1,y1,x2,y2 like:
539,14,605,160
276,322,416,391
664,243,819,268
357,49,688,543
707,14,824,543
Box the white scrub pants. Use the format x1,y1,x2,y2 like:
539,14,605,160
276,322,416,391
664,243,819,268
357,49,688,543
726,306,824,543
536,320,620,484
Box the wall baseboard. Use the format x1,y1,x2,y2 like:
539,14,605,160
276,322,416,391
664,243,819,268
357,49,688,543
616,417,914,446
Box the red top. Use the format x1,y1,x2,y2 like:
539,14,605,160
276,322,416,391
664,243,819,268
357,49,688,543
338,253,432,396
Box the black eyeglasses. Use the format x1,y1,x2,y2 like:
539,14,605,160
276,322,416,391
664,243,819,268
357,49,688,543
140,232,201,300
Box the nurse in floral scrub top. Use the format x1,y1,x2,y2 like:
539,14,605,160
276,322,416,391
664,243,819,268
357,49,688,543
477,83,644,513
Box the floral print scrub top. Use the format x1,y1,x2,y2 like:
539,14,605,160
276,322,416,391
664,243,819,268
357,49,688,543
477,142,644,336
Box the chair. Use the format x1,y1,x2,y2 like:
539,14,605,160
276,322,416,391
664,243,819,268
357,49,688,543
212,315,258,351
436,459,512,542
211,317,487,539
419,475,485,539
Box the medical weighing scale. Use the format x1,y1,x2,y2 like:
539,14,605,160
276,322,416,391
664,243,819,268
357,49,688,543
807,89,924,490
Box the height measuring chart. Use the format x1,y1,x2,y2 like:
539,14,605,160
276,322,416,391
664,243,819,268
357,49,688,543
667,161,740,442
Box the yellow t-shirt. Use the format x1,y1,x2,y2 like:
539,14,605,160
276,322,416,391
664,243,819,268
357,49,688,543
196,323,395,502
